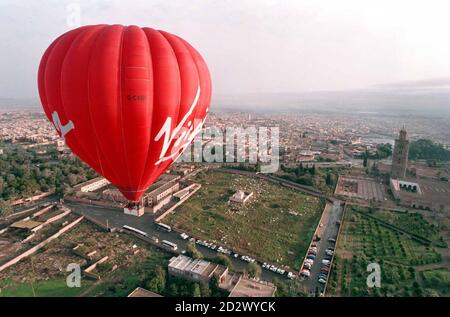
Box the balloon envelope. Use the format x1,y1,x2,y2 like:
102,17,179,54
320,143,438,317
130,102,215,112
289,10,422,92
38,25,211,201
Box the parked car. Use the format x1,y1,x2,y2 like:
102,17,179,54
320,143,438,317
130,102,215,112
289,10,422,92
318,278,327,284
303,263,312,270
307,255,316,260
150,236,159,243
287,272,295,279
180,233,189,240
233,253,239,258
328,238,336,243
322,259,331,265
300,270,311,277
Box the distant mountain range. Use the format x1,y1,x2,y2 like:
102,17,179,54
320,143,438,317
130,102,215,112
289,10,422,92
2,86,450,118
0,98,41,111
212,88,450,117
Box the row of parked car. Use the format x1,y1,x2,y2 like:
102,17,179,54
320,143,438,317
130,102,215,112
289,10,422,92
318,247,334,284
193,236,253,261
187,234,296,280
300,243,319,277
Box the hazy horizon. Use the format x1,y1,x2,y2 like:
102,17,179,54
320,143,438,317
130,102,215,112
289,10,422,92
2,0,450,103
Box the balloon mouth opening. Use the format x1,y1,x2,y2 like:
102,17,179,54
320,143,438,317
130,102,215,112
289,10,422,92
118,188,147,202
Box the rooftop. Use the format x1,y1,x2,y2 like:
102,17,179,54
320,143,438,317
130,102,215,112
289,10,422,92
229,277,276,297
127,287,163,297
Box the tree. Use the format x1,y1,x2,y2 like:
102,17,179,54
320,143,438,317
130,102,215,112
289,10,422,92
145,266,166,293
409,139,450,161
246,262,262,279
186,241,203,260
209,275,220,296
325,173,333,186
214,254,232,269
199,282,211,297
363,155,368,168
0,200,13,218
193,283,201,297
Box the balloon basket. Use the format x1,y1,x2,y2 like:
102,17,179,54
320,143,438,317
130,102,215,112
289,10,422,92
123,201,144,217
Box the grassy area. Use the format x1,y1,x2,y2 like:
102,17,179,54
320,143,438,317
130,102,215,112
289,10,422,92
84,250,172,297
165,170,324,269
422,268,450,296
327,206,442,297
352,206,446,247
0,221,172,297
0,278,94,297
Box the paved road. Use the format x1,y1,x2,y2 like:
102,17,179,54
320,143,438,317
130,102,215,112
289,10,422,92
66,202,288,282
302,199,343,295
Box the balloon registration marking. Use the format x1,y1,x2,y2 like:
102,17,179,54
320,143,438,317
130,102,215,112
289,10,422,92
52,111,74,141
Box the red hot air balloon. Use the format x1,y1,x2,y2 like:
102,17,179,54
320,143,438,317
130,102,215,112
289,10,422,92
37,25,211,204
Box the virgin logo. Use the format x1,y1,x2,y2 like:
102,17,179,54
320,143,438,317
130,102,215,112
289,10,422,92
52,111,74,141
154,86,206,165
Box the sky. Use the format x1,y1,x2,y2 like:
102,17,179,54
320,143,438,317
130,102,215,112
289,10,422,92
1,0,450,100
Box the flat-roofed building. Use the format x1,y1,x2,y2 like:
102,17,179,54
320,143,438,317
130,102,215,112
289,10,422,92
229,190,253,206
168,255,228,284
77,178,110,193
228,276,276,297
128,287,163,297
390,178,450,212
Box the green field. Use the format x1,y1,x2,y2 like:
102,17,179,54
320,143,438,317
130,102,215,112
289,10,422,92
327,206,443,297
354,207,446,247
0,278,94,297
165,170,324,269
422,268,450,296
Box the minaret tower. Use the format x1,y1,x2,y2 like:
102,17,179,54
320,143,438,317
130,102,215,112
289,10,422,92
391,126,409,179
